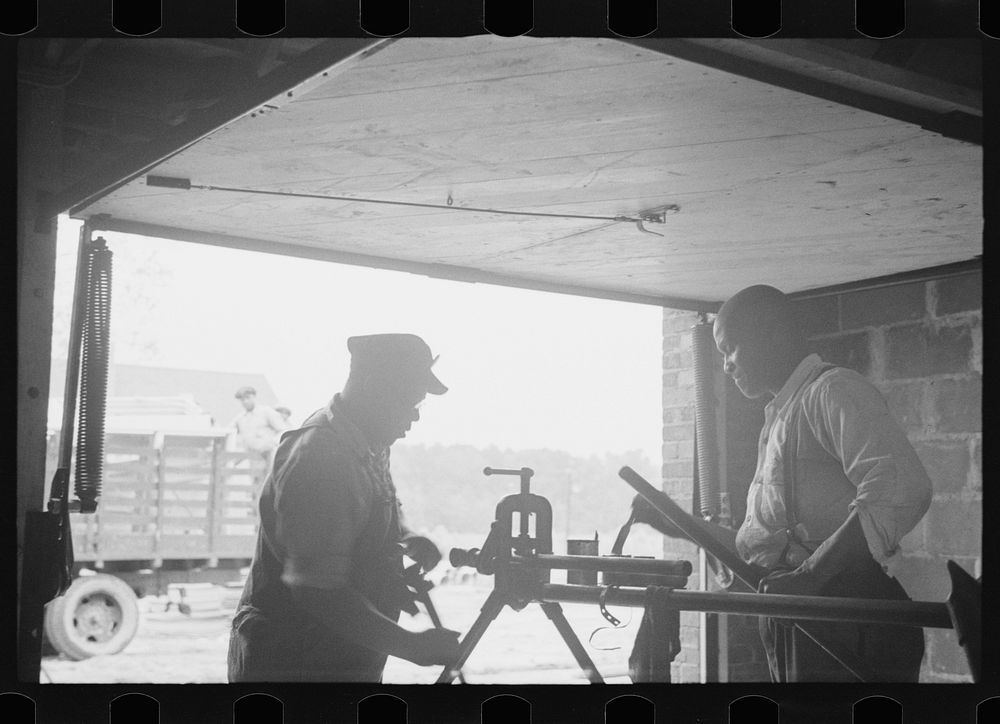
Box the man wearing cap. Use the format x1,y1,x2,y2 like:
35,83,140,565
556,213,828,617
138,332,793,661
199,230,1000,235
228,334,459,681
231,386,289,470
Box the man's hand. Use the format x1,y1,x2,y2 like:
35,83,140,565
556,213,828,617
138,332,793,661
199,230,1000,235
630,494,689,540
403,535,442,572
759,511,870,598
402,627,461,666
757,567,828,629
757,566,826,597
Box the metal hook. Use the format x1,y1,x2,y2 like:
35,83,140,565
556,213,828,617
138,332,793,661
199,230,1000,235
635,219,664,236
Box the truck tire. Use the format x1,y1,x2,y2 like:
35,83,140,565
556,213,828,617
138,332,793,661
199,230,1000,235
43,574,140,660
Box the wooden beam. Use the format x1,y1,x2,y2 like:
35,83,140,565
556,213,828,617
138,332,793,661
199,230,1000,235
686,259,982,309
625,39,982,145
787,257,981,301
713,40,980,116
57,38,393,218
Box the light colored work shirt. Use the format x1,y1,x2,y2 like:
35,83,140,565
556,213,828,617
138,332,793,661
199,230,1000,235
735,354,932,571
232,404,288,455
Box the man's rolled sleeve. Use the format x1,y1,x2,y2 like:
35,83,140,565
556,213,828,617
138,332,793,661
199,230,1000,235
807,376,933,563
272,445,371,590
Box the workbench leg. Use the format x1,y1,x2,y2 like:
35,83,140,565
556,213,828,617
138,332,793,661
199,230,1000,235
539,601,604,684
417,587,466,684
435,588,506,684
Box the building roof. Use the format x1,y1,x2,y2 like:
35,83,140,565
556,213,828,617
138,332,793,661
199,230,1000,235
48,359,281,429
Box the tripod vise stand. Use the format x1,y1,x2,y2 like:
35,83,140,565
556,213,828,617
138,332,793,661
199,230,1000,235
436,467,606,684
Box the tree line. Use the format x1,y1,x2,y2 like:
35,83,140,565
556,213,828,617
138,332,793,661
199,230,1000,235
390,443,659,542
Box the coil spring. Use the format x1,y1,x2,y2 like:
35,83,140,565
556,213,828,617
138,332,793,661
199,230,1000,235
74,239,113,514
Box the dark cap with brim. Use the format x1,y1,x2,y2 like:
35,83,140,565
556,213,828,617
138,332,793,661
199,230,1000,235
347,334,448,395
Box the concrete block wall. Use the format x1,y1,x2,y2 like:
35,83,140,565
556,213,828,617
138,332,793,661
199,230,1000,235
661,269,980,683
797,271,982,682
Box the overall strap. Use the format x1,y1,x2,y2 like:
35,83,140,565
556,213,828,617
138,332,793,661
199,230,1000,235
777,363,838,567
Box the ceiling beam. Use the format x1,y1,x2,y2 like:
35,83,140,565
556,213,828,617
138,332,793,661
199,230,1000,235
787,257,981,301
89,214,979,313
749,40,980,114
56,38,394,219
625,39,982,145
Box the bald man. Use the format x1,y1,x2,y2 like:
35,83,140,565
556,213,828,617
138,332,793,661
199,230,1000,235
635,285,931,682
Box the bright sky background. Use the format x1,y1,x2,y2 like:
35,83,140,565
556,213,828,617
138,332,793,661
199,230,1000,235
53,217,664,466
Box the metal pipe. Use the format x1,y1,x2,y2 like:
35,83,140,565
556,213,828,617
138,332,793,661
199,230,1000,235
616,467,940,682
619,466,761,586
692,319,721,519
540,584,953,629
512,553,692,577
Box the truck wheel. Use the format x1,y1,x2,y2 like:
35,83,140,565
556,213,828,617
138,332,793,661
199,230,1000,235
43,574,140,660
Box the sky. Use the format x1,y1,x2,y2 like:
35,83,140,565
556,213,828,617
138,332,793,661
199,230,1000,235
52,217,664,466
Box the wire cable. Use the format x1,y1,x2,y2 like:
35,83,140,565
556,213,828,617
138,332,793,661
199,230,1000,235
145,175,670,226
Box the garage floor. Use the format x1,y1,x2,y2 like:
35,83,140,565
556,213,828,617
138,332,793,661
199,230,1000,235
40,578,640,685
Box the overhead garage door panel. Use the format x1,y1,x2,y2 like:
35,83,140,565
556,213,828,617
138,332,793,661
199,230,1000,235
75,37,982,307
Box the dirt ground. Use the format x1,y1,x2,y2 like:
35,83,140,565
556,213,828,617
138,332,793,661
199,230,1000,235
40,576,642,685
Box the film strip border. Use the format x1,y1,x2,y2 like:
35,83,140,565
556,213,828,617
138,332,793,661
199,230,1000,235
0,0,996,38
3,2,995,723
2,687,999,723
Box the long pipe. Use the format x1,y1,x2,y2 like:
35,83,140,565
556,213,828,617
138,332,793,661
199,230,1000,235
692,318,721,519
619,466,880,681
541,584,953,630
619,466,761,585
513,553,692,577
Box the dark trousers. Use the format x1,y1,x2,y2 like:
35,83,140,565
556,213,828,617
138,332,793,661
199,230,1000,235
227,606,387,683
759,558,925,682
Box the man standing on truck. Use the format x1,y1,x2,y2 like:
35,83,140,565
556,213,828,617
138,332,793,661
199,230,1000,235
633,285,931,682
227,334,459,681
231,385,288,476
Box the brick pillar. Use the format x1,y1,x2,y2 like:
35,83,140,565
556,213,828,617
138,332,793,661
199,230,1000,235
661,309,701,682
